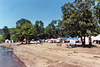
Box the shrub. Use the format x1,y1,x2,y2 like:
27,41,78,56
0,35,5,43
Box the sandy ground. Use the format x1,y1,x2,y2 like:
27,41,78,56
1,43,100,67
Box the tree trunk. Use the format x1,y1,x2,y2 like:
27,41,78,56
26,36,27,44
28,40,30,44
81,36,83,45
61,30,62,37
83,34,85,47
81,36,84,46
89,34,92,47
81,35,85,47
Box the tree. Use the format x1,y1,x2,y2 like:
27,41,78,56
10,28,24,41
21,23,38,44
2,26,10,40
45,24,52,39
49,20,57,38
16,18,31,27
94,1,100,24
34,21,45,39
44,20,59,39
0,29,3,35
89,0,100,46
0,35,5,43
61,0,99,47
11,18,34,43
58,20,68,37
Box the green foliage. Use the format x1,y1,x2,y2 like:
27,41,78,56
10,18,38,42
0,29,3,35
2,26,10,40
61,0,99,37
44,25,52,38
10,28,24,41
16,18,31,27
61,0,100,46
44,20,60,38
21,23,38,41
58,20,69,37
34,21,45,39
94,1,100,23
0,35,5,43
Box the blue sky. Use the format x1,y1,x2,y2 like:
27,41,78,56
0,0,74,28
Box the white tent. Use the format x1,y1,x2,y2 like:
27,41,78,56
96,35,100,40
70,39,76,43
78,35,100,43
78,37,89,43
91,35,100,41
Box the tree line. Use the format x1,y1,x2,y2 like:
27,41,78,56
1,19,63,43
0,0,100,47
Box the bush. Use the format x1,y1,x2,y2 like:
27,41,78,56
0,35,5,43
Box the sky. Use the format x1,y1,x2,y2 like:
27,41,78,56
0,0,74,28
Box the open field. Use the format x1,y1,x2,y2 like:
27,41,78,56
1,43,100,67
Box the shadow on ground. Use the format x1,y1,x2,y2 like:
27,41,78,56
71,44,97,48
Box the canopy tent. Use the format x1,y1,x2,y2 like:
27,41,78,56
60,37,78,40
91,35,100,42
78,34,100,43
96,35,100,40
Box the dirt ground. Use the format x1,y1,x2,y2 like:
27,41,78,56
4,43,100,67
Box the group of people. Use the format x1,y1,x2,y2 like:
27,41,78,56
66,44,76,48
